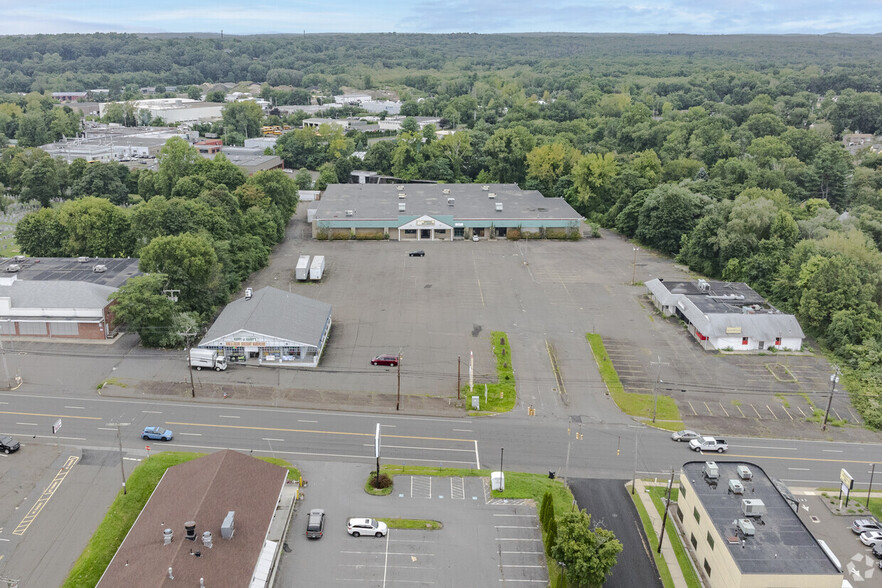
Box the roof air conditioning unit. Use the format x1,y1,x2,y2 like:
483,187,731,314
737,518,756,536
482,185,490,191
728,479,745,494
448,198,455,206
93,264,107,273
703,461,719,480
741,499,766,517
345,210,354,217
221,511,235,539
495,202,503,211
13,256,25,262
737,465,753,480
6,264,20,273
442,188,450,194
399,193,406,199
78,256,90,263
396,185,405,191
488,192,496,198
398,202,406,211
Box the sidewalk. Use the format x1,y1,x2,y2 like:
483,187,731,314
632,479,690,588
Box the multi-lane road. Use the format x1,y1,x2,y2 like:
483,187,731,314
2,389,879,491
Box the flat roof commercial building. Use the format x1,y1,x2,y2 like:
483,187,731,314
677,461,842,588
312,183,583,241
198,287,331,367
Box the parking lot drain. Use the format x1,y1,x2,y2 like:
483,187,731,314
810,516,820,523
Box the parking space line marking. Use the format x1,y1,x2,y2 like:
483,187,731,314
832,408,842,420
780,405,793,420
751,404,762,419
704,402,713,416
382,532,390,588
797,406,807,417
13,455,79,536
0,411,100,421
767,405,778,419
848,408,860,422
718,403,729,417
737,405,745,418
688,401,697,416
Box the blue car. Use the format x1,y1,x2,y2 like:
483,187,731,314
142,426,173,441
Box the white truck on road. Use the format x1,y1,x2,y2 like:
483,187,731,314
189,348,228,371
689,436,728,453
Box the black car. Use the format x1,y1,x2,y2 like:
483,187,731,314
306,508,325,539
408,250,425,257
0,435,20,454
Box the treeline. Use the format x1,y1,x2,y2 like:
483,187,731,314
11,138,298,346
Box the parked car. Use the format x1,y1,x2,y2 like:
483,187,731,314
671,430,699,442
873,543,882,559
306,508,325,539
408,250,425,257
853,518,882,534
0,435,20,454
347,518,388,537
861,531,882,546
371,354,399,367
141,426,173,441
245,287,253,300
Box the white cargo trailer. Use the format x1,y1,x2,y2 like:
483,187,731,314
295,255,311,281
309,255,325,280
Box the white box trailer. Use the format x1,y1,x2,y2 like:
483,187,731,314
309,255,325,280
295,255,311,280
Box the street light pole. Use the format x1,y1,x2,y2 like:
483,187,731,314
822,367,840,431
631,247,639,286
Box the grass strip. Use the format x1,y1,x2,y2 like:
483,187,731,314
646,486,702,588
629,486,676,587
378,518,442,530
465,331,516,413
586,333,682,425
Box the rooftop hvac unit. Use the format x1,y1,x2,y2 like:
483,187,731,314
448,197,455,206
221,511,235,539
737,465,753,480
697,278,709,292
482,185,490,191
6,264,20,272
398,202,406,211
488,192,496,198
13,255,25,262
495,202,503,212
728,479,745,494
399,192,406,199
737,518,756,536
741,499,766,517
703,461,719,480
396,185,404,191
93,264,107,273
345,209,354,217
442,188,451,194
78,256,90,263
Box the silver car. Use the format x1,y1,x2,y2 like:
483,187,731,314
671,430,699,442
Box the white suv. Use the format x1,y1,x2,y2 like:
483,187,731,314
347,518,388,537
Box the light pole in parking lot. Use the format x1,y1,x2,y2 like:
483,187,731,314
631,247,639,286
822,367,840,431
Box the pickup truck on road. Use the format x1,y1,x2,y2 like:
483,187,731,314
689,436,728,453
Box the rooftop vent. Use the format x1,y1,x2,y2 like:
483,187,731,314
442,188,450,195
398,192,406,199
163,528,174,545
728,479,745,494
737,518,756,536
77,256,90,263
737,465,753,480
495,202,503,212
703,461,719,480
202,531,213,549
6,264,20,273
482,185,490,191
93,264,107,273
184,521,197,541
398,202,406,211
448,197,455,206
741,499,766,517
488,192,496,199
345,209,354,217
221,511,235,539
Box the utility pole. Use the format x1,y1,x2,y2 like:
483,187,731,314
457,355,461,400
116,421,128,495
868,464,876,509
0,321,12,389
822,367,840,431
179,329,198,398
657,469,675,553
631,425,642,495
650,356,669,423
396,353,401,411
631,247,639,286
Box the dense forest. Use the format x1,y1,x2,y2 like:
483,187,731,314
1,32,881,426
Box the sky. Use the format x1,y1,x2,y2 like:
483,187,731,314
2,0,882,36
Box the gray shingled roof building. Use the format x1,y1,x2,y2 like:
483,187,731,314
199,287,331,367
645,278,804,352
677,461,842,588
98,450,293,588
312,183,583,241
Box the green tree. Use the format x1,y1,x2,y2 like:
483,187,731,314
550,510,622,588
636,184,710,255
526,143,580,197
108,274,177,348
247,169,299,218
20,156,60,206
294,168,313,190
221,101,264,144
571,152,618,217
15,207,68,256
812,143,851,207
57,196,134,257
138,233,223,314
484,126,535,183
72,162,128,204
314,162,338,191
157,136,200,197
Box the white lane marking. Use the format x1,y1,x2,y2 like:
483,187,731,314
475,440,481,469
381,425,396,428
64,406,85,410
16,422,37,426
494,526,539,529
178,433,202,436
493,514,536,517
823,449,843,453
453,429,473,432
730,445,797,451
97,427,117,431
29,435,86,441
262,438,284,442
298,420,318,423
495,538,542,542
788,467,811,471
382,531,390,588
218,415,240,419
142,410,162,414
123,457,141,461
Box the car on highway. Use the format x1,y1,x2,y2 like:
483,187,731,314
0,435,20,454
141,426,173,441
852,518,882,534
408,250,425,257
371,354,399,367
347,518,388,537
671,430,699,442
861,531,882,546
306,508,325,539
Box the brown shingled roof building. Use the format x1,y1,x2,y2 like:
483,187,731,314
98,450,290,587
